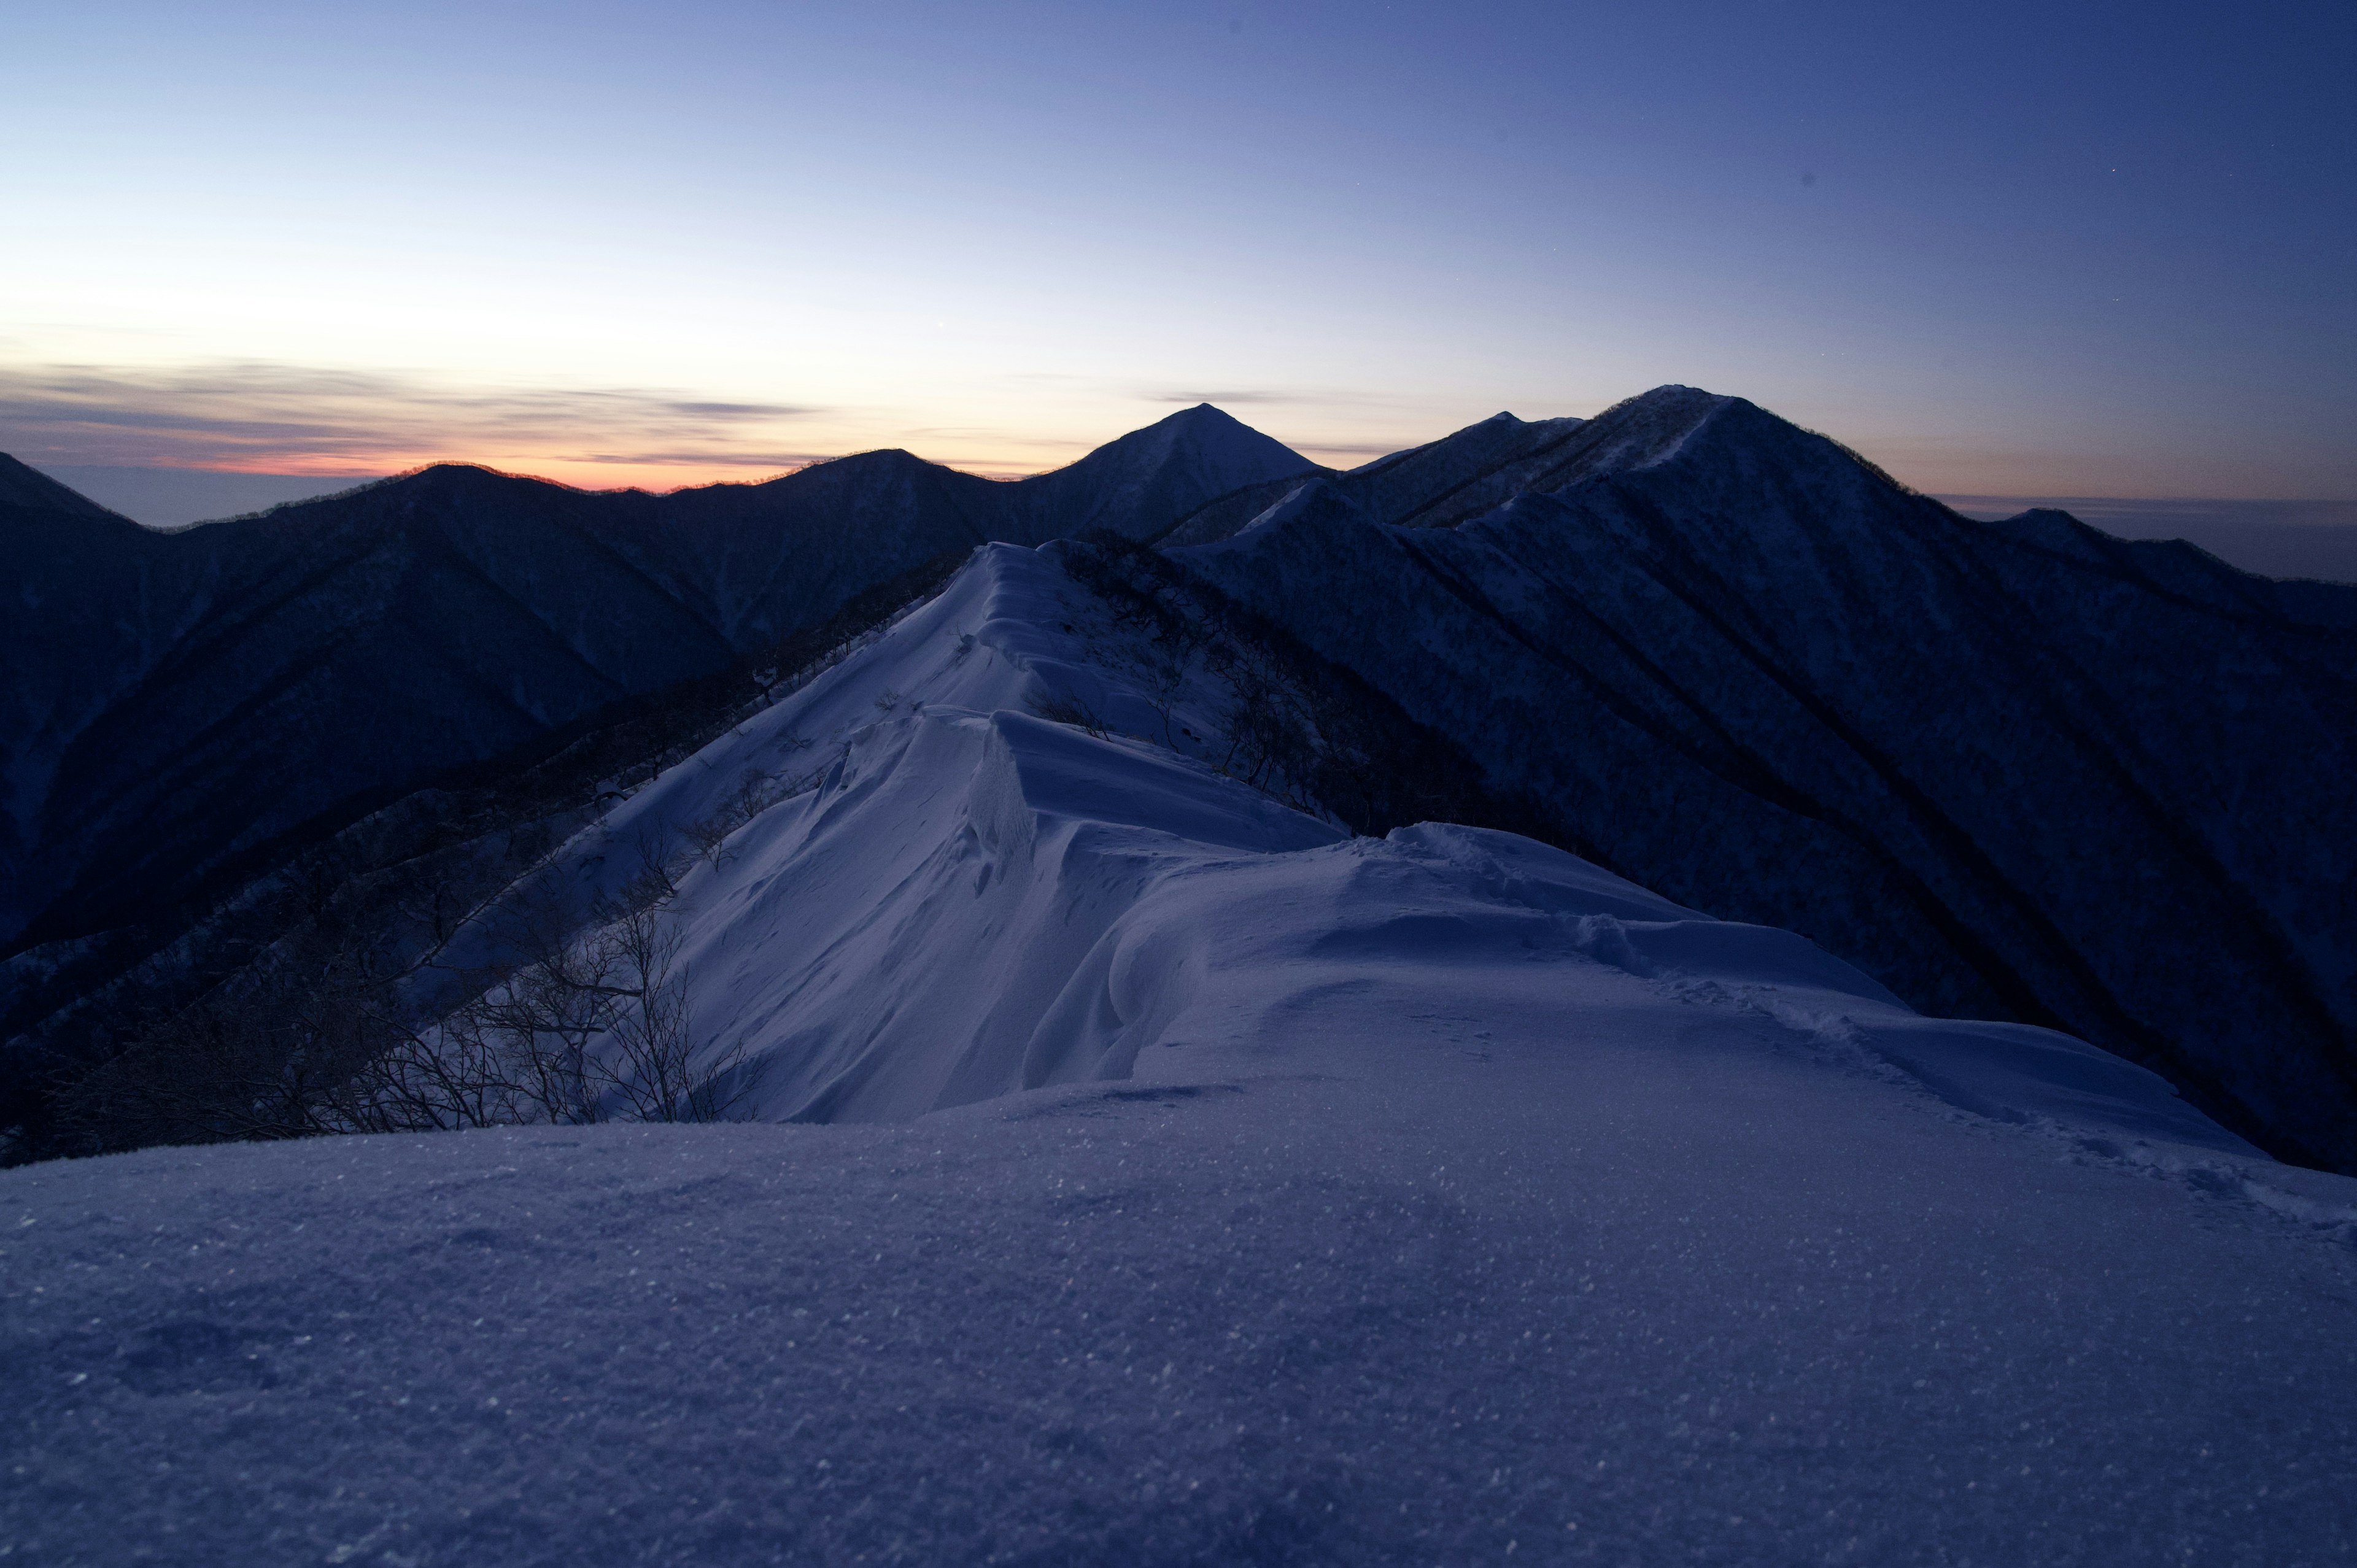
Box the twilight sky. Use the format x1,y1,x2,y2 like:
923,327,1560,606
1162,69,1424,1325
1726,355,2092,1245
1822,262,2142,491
2,0,2351,498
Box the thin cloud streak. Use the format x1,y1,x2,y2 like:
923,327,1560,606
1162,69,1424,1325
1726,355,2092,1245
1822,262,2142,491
0,360,834,479
1151,390,1299,407
567,450,834,469
1145,387,1414,411
1295,441,1415,460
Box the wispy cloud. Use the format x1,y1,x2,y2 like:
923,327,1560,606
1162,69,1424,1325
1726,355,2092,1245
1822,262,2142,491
1293,440,1415,460
0,360,831,476
569,449,835,468
1144,387,1414,411
1151,390,1301,407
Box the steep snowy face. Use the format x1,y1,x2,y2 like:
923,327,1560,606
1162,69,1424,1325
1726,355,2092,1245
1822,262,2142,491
1161,476,1374,552
1518,382,1734,481
1178,390,2357,1172
1306,386,1730,535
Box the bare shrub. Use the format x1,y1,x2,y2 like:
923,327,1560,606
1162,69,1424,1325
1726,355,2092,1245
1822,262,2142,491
336,905,758,1130
627,828,689,903
678,765,803,870
681,813,737,869
1026,691,1110,738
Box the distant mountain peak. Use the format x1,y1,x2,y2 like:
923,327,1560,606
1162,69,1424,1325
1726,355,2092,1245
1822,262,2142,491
1163,400,1254,423
1012,405,1315,539
1102,401,1297,461
1531,383,1922,500
799,447,939,474
357,461,554,501
1579,384,1736,460
0,452,134,523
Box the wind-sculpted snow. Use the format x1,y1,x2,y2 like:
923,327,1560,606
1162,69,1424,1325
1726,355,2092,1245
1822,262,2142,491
432,544,2271,1164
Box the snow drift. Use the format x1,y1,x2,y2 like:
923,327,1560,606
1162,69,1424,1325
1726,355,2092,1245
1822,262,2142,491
517,543,2259,1156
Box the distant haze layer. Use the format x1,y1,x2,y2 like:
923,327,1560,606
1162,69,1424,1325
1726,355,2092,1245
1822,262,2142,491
1941,497,2357,584
35,466,385,530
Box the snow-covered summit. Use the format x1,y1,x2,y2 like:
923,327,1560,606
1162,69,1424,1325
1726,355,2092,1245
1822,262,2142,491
1010,403,1321,541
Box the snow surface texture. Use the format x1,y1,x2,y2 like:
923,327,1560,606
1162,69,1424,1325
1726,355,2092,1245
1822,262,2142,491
6,546,2356,1565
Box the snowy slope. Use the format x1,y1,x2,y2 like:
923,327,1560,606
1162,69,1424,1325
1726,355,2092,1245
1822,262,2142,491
7,541,2353,1564
494,544,2315,1160
501,542,2224,1136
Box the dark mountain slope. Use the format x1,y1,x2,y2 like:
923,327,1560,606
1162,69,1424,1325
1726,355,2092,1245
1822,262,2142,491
1339,409,1589,528
1161,409,1591,546
17,466,738,949
1,460,207,942
0,409,1312,952
1177,387,2357,1170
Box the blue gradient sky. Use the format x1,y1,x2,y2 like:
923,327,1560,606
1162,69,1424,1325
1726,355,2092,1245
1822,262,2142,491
3,0,2350,495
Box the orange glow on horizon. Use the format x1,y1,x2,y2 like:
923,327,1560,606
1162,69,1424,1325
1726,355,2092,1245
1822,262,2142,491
148,447,1085,495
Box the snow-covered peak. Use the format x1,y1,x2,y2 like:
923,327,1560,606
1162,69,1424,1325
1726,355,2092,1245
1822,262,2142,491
1595,383,1734,466
1013,405,1318,540
1506,383,1738,489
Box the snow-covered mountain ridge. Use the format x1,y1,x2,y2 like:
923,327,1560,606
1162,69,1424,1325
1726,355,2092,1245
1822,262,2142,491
5,538,2353,1566
492,543,2298,1153
7,384,2353,1183
1179,388,2357,1170
0,406,1315,957
415,540,2312,1168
